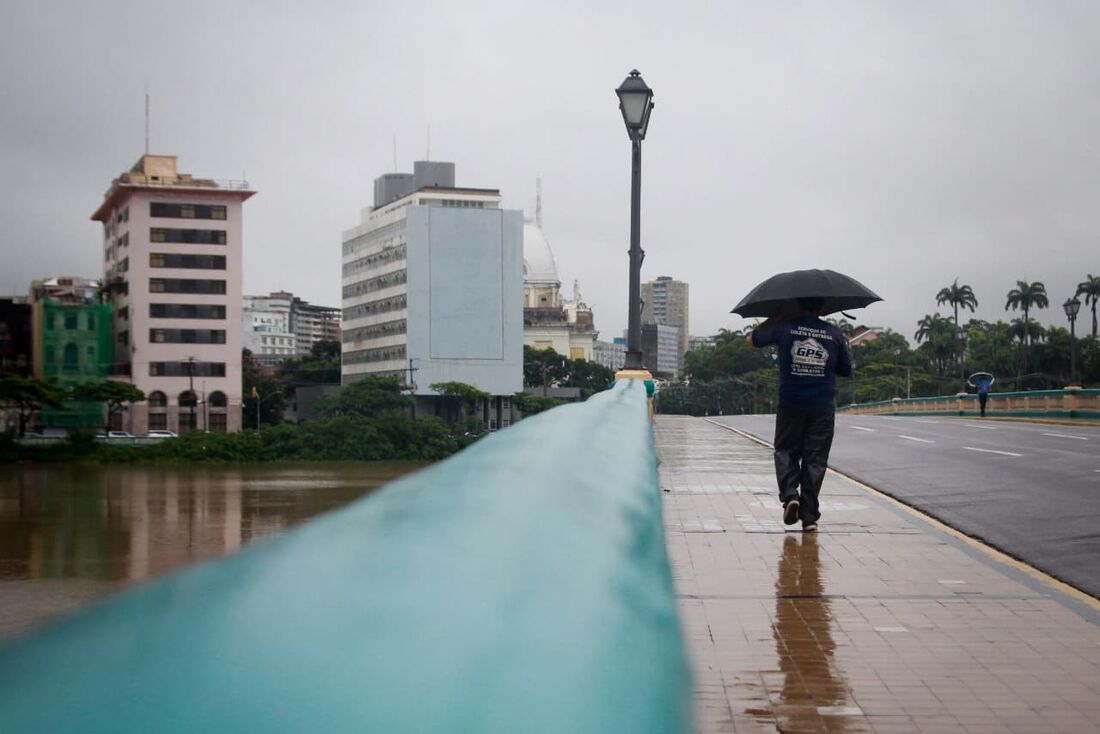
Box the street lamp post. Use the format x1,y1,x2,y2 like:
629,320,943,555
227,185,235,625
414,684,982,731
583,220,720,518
1063,297,1081,385
615,69,654,370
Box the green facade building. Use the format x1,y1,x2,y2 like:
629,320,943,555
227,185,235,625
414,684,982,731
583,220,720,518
31,281,113,431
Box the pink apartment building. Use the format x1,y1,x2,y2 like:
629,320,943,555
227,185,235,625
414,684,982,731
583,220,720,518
92,155,254,433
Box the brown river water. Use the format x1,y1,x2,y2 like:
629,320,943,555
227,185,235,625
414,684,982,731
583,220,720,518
0,462,424,642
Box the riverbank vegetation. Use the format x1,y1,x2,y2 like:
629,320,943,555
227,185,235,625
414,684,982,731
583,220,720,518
658,276,1100,416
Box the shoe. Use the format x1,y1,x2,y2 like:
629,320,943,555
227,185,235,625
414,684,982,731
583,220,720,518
783,499,800,525
802,522,818,532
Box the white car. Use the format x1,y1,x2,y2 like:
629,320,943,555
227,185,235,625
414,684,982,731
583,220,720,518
145,430,178,439
107,431,136,439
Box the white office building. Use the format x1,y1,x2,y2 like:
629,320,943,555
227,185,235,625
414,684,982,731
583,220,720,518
242,292,296,366
341,161,523,429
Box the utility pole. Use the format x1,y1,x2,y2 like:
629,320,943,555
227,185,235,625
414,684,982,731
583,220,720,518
187,356,195,432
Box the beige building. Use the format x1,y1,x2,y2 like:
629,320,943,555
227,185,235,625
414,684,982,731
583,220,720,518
522,218,597,361
92,154,254,434
641,276,689,376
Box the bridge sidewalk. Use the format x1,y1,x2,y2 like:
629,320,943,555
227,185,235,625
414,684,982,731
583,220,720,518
655,415,1100,734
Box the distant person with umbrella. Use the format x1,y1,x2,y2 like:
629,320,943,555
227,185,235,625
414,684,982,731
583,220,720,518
735,269,880,532
968,372,994,418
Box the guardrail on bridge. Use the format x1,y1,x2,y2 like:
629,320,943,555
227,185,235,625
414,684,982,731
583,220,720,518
0,378,691,733
839,387,1100,421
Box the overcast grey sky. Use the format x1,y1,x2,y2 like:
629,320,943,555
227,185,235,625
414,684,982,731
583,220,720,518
2,1,1098,342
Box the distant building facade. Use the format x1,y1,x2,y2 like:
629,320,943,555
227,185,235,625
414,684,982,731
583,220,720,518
242,291,296,367
0,296,32,376
593,339,626,372
92,154,254,434
639,322,681,380
341,161,523,430
641,276,689,377
29,276,112,430
522,218,598,361
291,296,340,355
688,334,717,352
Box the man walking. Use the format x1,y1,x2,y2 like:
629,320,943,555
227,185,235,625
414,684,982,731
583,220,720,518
747,298,852,531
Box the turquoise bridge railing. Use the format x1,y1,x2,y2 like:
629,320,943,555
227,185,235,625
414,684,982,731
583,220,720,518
0,379,691,734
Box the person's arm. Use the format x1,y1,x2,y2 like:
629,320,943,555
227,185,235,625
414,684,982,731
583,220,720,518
746,315,784,347
835,336,853,377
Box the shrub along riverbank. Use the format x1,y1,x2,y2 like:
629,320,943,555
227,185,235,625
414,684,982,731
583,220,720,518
1,414,467,464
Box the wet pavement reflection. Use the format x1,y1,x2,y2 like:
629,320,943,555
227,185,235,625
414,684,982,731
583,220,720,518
0,462,423,641
771,534,854,732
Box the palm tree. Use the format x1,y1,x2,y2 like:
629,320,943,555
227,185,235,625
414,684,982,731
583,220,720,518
915,313,952,344
936,279,978,379
1076,274,1100,337
936,279,978,328
1004,281,1048,347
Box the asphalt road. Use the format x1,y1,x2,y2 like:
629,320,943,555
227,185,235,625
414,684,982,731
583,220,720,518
711,413,1100,599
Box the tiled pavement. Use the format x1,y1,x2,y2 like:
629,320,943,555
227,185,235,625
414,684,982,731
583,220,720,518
655,415,1100,734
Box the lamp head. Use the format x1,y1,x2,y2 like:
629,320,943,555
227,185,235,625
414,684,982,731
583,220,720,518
616,69,654,140
1064,297,1081,320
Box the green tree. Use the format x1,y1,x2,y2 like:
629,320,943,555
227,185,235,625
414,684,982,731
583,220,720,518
316,375,413,418
430,381,490,426
512,392,564,416
0,376,65,436
523,346,569,389
277,340,341,386
71,379,146,431
1075,274,1100,337
242,349,286,429
914,314,956,376
561,358,613,398
1004,280,1048,347
936,279,979,328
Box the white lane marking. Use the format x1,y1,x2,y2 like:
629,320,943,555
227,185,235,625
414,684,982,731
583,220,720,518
963,446,1022,457
898,435,935,443
965,423,998,430
850,426,876,432
1041,432,1089,441
915,419,939,424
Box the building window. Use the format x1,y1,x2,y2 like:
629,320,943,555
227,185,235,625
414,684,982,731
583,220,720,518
118,306,129,321
150,203,227,220
148,391,168,408
208,391,227,408
149,361,226,377
341,319,407,343
87,345,95,363
208,413,227,432
150,253,226,270
64,313,78,330
341,269,408,299
148,413,167,430
149,228,227,245
63,343,78,371
87,313,96,330
117,330,129,346
178,390,198,408
342,344,407,365
149,328,226,344
149,303,226,319
149,278,226,295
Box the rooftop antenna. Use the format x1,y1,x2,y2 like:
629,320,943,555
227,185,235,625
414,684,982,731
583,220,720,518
144,88,150,155
392,134,398,172
536,177,543,228
426,124,431,161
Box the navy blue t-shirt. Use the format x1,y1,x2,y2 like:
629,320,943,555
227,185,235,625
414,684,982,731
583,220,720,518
751,317,852,412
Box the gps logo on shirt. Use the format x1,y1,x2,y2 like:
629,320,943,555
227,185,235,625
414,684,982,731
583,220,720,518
791,338,828,369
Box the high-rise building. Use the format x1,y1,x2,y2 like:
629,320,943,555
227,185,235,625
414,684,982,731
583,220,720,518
341,161,523,429
242,291,296,367
290,296,340,355
0,296,32,376
638,323,681,380
92,154,254,433
641,276,689,377
28,276,112,430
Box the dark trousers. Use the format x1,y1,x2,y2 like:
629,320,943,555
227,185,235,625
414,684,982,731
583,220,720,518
773,410,836,524
979,393,988,417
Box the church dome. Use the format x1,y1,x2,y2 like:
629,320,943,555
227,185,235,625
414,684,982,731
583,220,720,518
523,219,560,286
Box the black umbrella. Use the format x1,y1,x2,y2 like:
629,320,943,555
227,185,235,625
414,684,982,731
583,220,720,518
731,269,882,318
